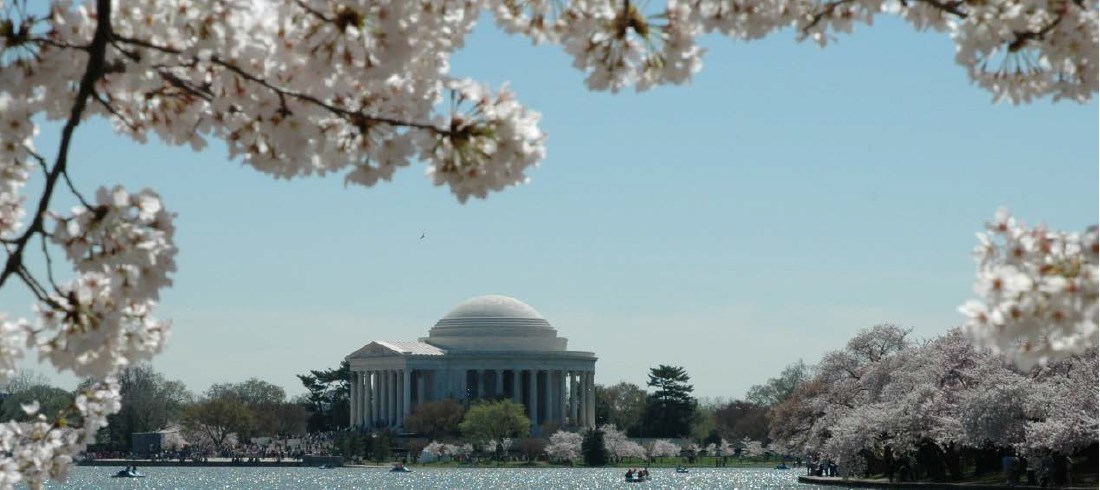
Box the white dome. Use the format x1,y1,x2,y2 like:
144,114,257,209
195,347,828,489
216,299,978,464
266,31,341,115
421,295,567,352
441,295,545,320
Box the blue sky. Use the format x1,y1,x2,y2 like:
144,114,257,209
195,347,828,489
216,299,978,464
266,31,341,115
3,15,1097,400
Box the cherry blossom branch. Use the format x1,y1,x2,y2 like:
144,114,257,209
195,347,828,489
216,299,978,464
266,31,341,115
15,265,48,301
802,0,857,33
38,234,60,294
907,0,967,18
91,91,139,134
26,148,91,210
112,35,448,135
0,0,113,289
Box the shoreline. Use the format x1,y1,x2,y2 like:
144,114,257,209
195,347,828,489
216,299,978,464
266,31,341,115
79,459,780,470
798,475,1095,490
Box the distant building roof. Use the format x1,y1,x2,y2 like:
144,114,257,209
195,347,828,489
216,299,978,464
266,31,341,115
372,341,445,356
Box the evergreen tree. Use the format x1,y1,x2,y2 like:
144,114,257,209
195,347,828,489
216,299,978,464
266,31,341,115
641,365,698,437
297,361,351,432
581,427,609,467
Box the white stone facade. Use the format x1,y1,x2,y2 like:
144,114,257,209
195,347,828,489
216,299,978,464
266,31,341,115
346,295,597,435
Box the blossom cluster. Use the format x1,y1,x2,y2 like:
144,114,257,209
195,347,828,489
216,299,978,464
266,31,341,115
739,436,765,458
600,424,647,460
421,440,474,460
703,439,737,457
960,209,1099,368
495,0,1097,102
0,379,119,488
544,429,750,463
647,438,681,458
481,437,512,454
544,430,583,462
0,185,175,487
769,325,1098,476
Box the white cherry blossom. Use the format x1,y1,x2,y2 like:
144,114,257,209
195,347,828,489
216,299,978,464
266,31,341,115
544,430,583,462
960,210,1098,368
0,0,1095,487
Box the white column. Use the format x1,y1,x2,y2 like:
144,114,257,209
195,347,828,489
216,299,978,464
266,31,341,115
395,370,402,425
496,369,504,398
586,371,596,428
528,369,538,429
350,371,359,427
557,370,566,424
569,372,578,426
359,372,367,427
390,370,399,425
416,371,426,409
358,371,366,427
378,369,387,425
395,370,402,424
543,369,552,425
372,371,381,426
575,371,584,428
512,369,522,404
402,369,412,422
381,370,390,426
364,371,373,428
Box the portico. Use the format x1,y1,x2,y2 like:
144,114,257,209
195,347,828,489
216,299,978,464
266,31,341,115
346,295,597,434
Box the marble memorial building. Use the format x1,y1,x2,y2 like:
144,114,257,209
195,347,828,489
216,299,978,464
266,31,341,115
346,295,598,434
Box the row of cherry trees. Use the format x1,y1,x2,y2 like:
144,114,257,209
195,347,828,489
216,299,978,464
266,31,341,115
0,0,1095,487
542,424,766,465
768,324,1099,482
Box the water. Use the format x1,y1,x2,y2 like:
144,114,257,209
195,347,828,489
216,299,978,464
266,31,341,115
47,466,828,489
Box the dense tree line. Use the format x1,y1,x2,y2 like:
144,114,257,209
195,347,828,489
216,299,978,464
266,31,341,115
768,325,1098,485
4,329,1090,479
1,365,315,454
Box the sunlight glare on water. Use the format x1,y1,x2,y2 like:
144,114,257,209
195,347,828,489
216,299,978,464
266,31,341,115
46,466,829,490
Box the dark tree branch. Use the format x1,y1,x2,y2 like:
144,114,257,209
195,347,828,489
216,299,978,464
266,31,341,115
91,91,139,133
0,0,113,288
112,34,446,133
39,233,60,293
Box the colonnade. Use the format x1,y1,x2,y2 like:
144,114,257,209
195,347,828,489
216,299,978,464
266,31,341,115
349,367,596,431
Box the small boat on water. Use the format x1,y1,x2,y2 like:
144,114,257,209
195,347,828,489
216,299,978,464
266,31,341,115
675,466,689,474
111,469,145,478
390,463,411,473
624,469,650,483
318,464,335,469
775,463,789,470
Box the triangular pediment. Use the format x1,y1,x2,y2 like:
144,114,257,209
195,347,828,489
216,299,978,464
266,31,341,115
347,341,404,358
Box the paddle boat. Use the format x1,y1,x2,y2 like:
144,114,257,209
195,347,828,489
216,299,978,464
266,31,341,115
624,469,650,482
390,463,411,473
675,466,689,473
111,467,145,478
775,463,789,470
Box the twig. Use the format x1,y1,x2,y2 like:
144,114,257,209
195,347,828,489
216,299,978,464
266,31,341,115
39,233,61,293
0,0,113,288
112,35,446,133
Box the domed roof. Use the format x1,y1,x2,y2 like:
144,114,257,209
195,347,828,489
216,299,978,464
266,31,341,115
421,295,568,352
440,295,545,320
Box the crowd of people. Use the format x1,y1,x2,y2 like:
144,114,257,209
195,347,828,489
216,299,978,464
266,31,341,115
807,457,838,477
